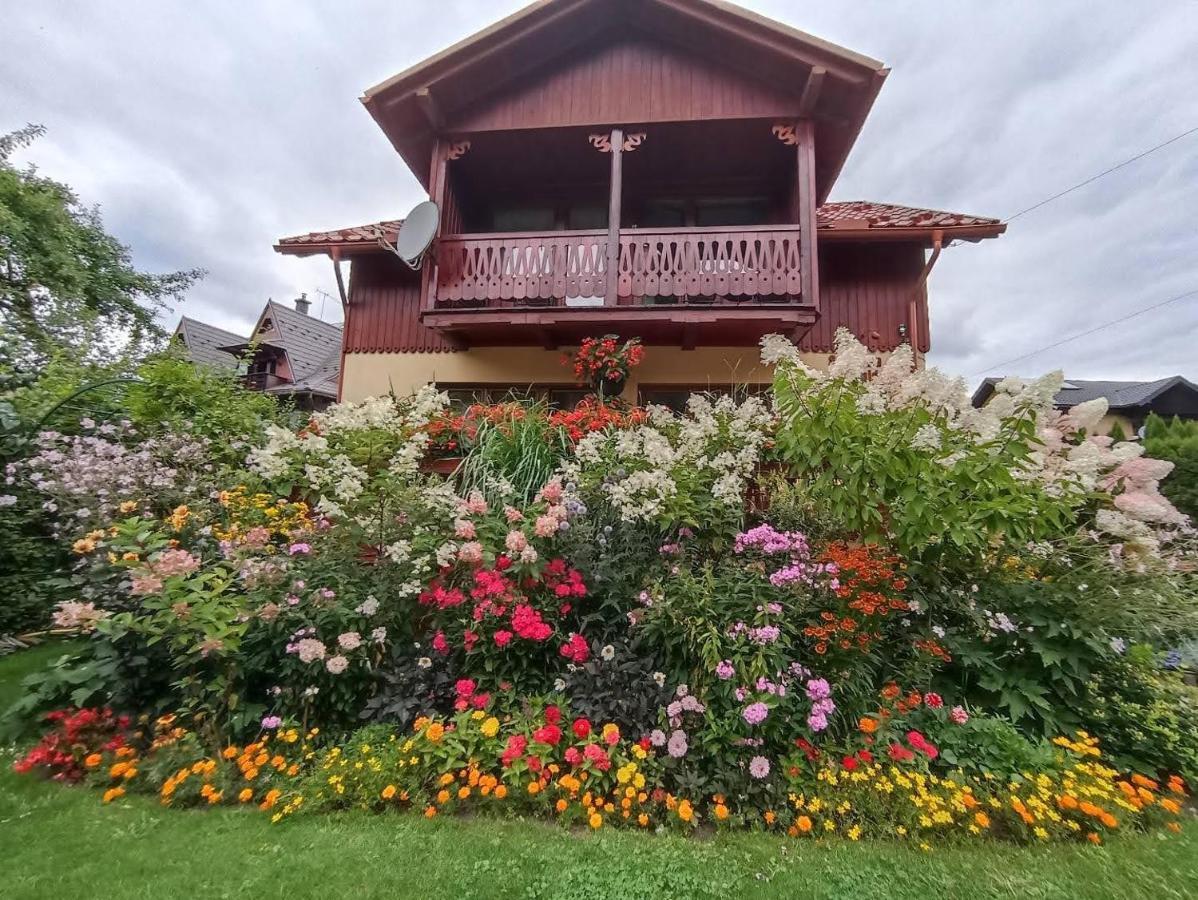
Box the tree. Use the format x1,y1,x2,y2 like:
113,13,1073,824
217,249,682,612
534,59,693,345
1143,414,1198,522
0,125,202,365
1107,420,1127,443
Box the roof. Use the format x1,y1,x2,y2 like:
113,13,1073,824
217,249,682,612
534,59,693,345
972,376,1198,410
268,348,341,400
176,302,343,399
275,201,1005,257
257,301,343,386
173,317,243,370
359,0,888,203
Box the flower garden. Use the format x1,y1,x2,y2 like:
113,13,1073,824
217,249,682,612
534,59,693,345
4,330,1197,850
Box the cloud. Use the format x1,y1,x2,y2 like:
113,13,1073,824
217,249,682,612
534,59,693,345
3,0,1197,385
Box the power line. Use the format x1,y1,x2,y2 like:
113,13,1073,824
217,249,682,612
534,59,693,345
969,286,1198,376
1006,124,1198,222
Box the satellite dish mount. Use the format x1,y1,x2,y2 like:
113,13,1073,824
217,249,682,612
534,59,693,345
380,200,440,270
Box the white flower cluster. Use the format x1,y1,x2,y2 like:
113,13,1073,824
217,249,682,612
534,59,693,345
759,328,1191,568
567,393,772,523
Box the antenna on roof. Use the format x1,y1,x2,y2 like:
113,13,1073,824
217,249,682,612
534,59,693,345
378,200,440,270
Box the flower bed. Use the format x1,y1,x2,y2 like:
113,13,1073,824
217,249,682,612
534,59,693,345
7,330,1198,846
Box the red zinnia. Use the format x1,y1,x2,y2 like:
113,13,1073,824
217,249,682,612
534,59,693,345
572,718,592,739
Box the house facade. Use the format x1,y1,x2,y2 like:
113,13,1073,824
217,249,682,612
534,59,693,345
973,376,1198,438
173,297,343,411
275,0,1005,405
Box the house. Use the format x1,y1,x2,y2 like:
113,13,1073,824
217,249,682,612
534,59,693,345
173,296,343,411
275,0,1006,406
972,376,1198,438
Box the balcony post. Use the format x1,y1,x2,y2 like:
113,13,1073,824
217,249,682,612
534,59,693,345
794,119,819,310
605,127,624,307
423,137,450,312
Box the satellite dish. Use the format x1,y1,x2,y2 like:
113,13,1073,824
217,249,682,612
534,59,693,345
392,200,440,270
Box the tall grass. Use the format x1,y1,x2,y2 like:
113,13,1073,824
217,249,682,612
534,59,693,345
455,400,570,503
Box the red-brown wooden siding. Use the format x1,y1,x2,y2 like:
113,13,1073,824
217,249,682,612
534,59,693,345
800,242,929,354
450,37,800,133
344,255,458,354
344,242,928,355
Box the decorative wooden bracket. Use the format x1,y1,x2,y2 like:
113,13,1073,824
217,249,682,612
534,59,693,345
589,132,646,153
771,123,799,146
446,140,471,160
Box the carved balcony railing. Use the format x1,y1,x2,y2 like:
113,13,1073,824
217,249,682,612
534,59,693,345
435,230,608,305
431,225,807,308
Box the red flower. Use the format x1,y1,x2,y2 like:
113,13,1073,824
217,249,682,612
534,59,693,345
559,632,589,664
511,605,552,642
564,746,583,766
472,692,491,710
526,755,543,773
888,743,915,762
544,705,562,725
857,749,874,763
432,631,449,655
532,724,562,746
572,718,592,739
493,630,513,648
455,679,477,698
841,755,859,771
923,692,944,709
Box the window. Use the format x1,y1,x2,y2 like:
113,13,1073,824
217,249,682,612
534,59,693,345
491,206,556,232
694,197,771,227
639,384,770,413
440,384,589,411
567,204,607,230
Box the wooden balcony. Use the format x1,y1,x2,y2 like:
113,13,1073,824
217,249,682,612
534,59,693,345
242,371,290,392
425,225,815,347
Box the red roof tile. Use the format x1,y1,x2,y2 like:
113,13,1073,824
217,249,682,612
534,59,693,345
275,202,1002,253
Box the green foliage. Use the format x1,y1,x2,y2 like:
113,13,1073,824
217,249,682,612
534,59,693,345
1107,420,1127,443
1078,647,1198,781
0,125,201,364
925,712,1055,778
1143,413,1198,521
126,353,286,465
455,401,569,504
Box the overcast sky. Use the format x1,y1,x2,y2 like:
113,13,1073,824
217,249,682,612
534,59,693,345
3,1,1197,383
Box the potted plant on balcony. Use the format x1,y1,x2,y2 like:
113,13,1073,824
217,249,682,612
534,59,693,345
566,335,645,400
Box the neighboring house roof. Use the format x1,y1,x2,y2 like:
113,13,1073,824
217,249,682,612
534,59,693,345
173,317,243,370
268,348,341,400
275,201,1005,257
176,301,343,400
971,376,1198,411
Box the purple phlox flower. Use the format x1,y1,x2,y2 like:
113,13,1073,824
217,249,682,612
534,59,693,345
715,659,735,681
742,702,769,725
288,542,311,556
261,715,282,730
748,755,771,779
667,730,689,758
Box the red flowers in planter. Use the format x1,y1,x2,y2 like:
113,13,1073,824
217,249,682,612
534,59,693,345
547,399,648,444
563,335,645,387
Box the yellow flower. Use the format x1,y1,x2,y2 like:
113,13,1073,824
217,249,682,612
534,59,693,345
102,787,125,803
637,814,649,827
677,800,694,823
382,785,397,800
480,717,500,738
589,813,603,830
119,500,138,514
714,803,729,821
238,788,253,803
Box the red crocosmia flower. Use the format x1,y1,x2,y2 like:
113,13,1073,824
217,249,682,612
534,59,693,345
532,724,562,746
544,705,562,725
493,630,513,648
923,692,944,709
841,755,859,771
572,718,592,740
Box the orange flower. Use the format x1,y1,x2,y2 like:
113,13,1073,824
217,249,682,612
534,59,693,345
527,781,541,796
589,813,603,829
1086,832,1102,845
494,785,508,800
1161,798,1181,815
974,812,990,828
797,815,813,833
436,790,450,805
382,785,397,800
714,803,729,821
84,753,103,768
1167,822,1182,834
238,788,253,803
458,787,471,800
424,805,437,818
555,799,568,813
858,717,878,734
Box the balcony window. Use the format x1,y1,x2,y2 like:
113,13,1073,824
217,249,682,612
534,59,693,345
491,205,556,232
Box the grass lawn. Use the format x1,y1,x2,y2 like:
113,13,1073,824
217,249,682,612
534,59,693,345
2,645,1197,899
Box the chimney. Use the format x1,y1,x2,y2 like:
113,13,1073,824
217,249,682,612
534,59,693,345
294,293,310,316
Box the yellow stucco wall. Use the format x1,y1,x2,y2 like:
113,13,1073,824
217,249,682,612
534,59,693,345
340,348,837,402
1097,413,1137,439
